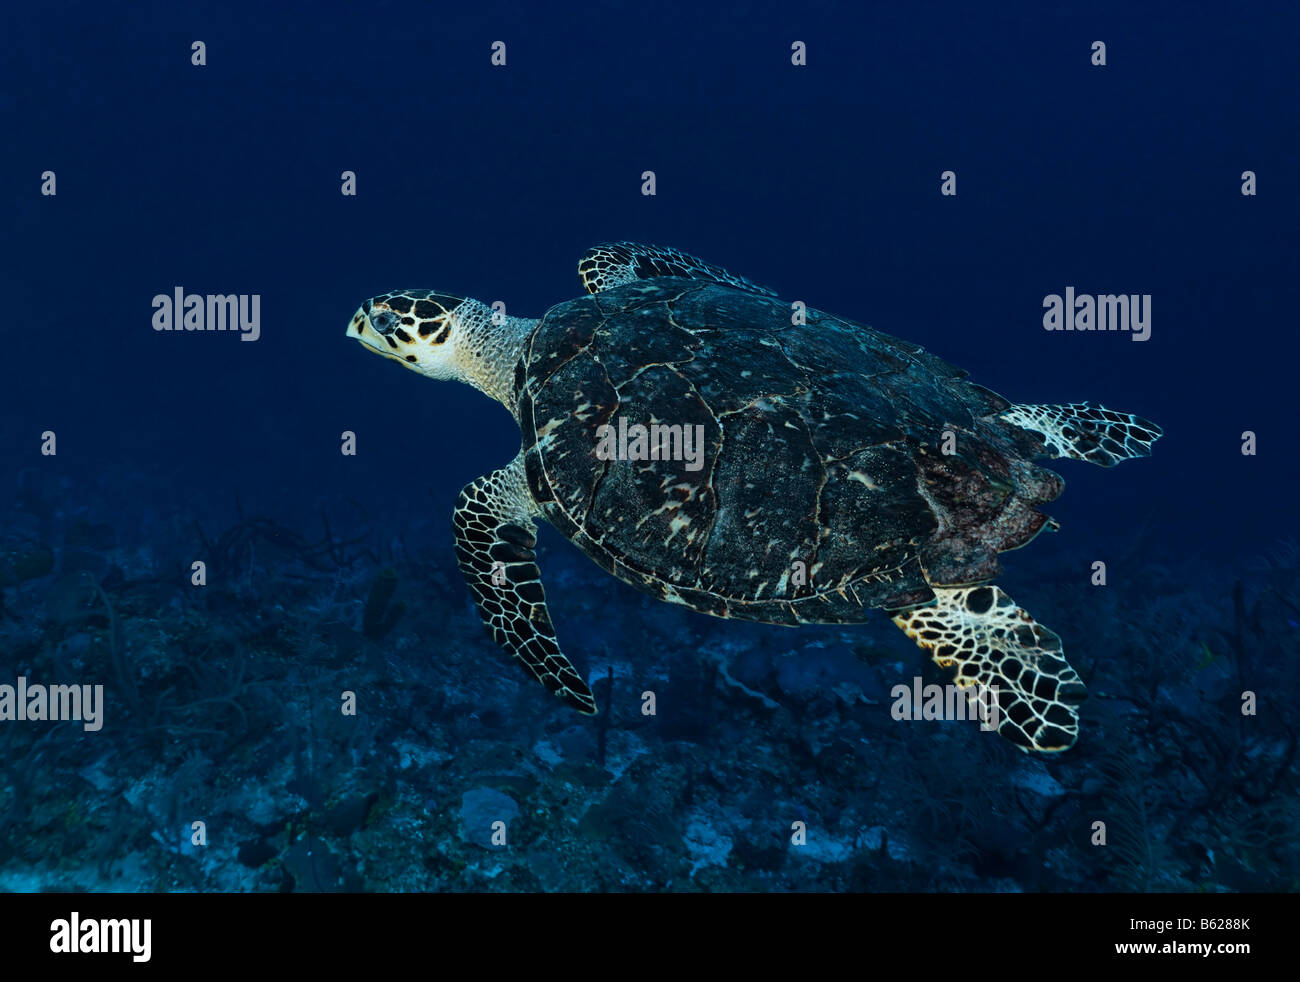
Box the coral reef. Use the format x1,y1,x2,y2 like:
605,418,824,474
1,476,1296,893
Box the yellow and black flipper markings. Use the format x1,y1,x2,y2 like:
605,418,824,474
892,585,1087,753
453,454,596,713
1000,402,1163,467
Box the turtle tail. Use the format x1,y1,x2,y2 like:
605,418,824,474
998,402,1162,467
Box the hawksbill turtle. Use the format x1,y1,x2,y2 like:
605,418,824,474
347,243,1161,752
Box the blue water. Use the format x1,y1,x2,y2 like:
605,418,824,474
1,2,1297,892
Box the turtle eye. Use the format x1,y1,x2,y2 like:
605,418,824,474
370,309,398,335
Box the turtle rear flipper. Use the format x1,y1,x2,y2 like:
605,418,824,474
1000,402,1162,466
891,585,1087,752
453,455,597,713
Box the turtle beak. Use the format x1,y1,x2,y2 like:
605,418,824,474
348,306,380,348
349,304,417,369
348,306,389,355
348,306,368,338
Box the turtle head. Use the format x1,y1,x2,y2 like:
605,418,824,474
348,291,532,409
348,291,487,382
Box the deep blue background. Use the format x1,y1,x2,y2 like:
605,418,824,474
3,0,1297,569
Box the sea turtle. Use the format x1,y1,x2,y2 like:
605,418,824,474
347,243,1161,752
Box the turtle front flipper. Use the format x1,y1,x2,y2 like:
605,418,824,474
891,586,1087,752
1000,402,1162,466
578,242,778,297
453,454,597,713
